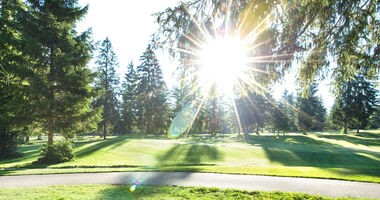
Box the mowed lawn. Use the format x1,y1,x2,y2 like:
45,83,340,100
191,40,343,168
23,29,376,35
0,185,351,200
1,130,380,183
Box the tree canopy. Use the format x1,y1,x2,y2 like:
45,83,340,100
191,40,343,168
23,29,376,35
154,0,379,96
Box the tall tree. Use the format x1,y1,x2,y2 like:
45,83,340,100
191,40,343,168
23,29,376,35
296,82,326,134
368,105,380,129
236,91,267,135
120,62,138,134
267,99,290,135
93,37,120,139
332,70,377,133
0,0,34,157
135,44,169,134
18,0,98,145
282,90,298,131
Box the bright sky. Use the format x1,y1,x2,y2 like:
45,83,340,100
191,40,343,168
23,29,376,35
76,0,335,111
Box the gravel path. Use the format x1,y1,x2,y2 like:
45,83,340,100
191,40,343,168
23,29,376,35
1,172,379,199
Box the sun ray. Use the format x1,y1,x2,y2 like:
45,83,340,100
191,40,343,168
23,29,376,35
232,98,243,136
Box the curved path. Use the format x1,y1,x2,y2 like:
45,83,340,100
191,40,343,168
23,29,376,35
1,172,380,199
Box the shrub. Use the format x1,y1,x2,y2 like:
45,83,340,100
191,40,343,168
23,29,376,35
36,140,74,164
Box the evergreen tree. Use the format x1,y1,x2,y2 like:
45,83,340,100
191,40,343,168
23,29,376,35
0,0,33,157
19,0,98,145
120,62,138,134
135,44,169,134
332,70,377,133
329,101,345,130
368,105,380,129
267,99,290,135
236,91,267,135
93,37,120,139
296,82,326,134
282,90,297,131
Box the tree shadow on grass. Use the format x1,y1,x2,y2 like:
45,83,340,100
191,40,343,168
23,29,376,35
243,135,380,177
0,143,42,165
316,134,380,146
185,134,246,144
0,136,131,174
156,144,223,167
75,136,130,159
355,131,380,139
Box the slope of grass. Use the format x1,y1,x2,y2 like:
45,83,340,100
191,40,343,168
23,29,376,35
1,130,380,183
0,185,357,200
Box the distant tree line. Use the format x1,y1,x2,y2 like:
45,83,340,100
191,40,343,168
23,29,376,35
1,0,379,161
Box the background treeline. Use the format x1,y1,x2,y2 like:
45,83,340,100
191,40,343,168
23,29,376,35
1,0,379,161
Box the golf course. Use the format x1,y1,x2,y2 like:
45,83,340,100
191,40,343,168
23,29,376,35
1,130,379,183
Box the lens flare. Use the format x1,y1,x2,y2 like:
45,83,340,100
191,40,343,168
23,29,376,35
129,180,139,192
168,104,198,138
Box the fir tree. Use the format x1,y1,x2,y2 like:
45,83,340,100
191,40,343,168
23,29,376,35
0,0,33,157
282,90,297,131
19,0,99,145
93,37,120,139
332,70,377,133
236,91,267,135
120,62,138,134
135,44,169,134
296,82,326,134
267,99,290,135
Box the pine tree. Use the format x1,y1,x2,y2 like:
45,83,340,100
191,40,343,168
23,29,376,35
93,37,120,139
120,62,138,134
282,90,297,131
296,82,326,134
332,70,377,133
267,99,290,135
0,0,33,157
135,44,169,134
368,105,380,129
18,0,99,145
236,91,267,135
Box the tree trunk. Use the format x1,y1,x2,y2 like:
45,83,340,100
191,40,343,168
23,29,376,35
25,136,29,143
48,116,54,145
256,126,259,135
344,117,348,134
103,123,107,140
244,125,249,136
48,47,56,145
356,119,360,133
37,135,41,140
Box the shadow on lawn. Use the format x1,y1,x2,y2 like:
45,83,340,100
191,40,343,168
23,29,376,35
244,135,380,177
156,144,223,167
0,136,132,176
75,136,130,158
316,134,380,146
0,143,42,165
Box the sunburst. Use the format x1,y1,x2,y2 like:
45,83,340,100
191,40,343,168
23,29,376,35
166,1,302,138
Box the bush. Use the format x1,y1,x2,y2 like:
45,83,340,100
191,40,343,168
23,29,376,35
36,140,74,164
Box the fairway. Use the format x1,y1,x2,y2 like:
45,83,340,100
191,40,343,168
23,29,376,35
1,130,380,183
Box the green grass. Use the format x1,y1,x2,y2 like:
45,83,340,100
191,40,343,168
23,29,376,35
1,130,380,183
0,184,359,200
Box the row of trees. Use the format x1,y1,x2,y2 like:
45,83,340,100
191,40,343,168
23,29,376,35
93,39,170,138
1,0,378,160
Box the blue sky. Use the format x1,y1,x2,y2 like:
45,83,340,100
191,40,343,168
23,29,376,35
76,0,335,111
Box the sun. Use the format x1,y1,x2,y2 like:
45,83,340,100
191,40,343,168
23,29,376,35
198,36,249,97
